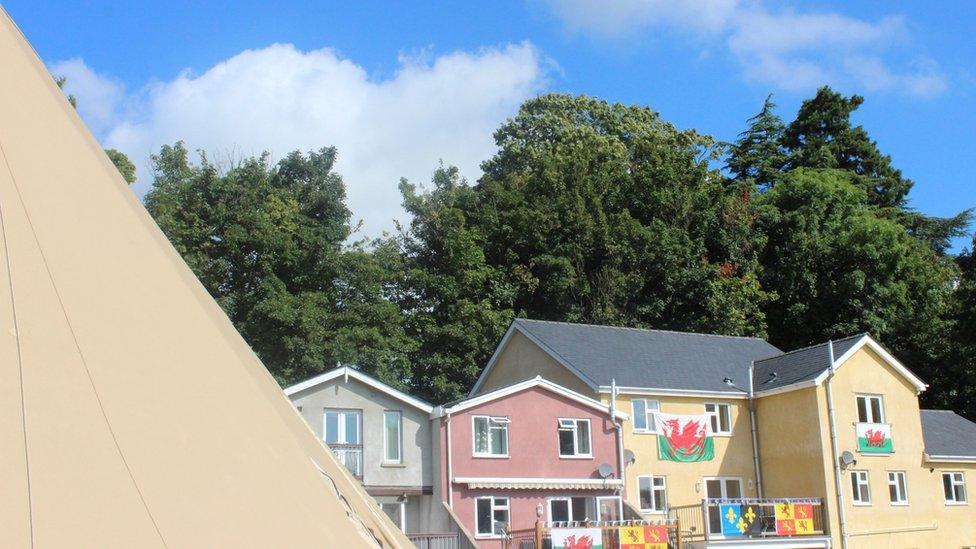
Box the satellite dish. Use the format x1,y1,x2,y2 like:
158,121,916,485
624,449,636,465
840,451,856,468
597,463,614,478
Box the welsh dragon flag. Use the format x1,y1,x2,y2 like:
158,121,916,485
655,412,714,462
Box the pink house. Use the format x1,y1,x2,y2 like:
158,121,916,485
434,377,626,548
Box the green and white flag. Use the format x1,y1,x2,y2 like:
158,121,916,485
655,412,714,462
856,422,893,453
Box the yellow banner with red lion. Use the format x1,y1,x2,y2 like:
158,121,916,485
619,525,669,549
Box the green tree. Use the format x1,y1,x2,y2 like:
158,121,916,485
756,169,957,393
947,238,976,419
56,74,138,185
727,94,787,190
144,142,413,386
393,166,515,400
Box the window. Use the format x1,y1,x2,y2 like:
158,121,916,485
324,409,361,444
851,471,871,505
473,416,509,457
380,501,406,531
475,496,509,537
856,395,885,423
704,403,732,435
943,472,968,505
887,471,908,505
558,418,592,457
638,476,668,513
548,497,589,523
596,496,621,522
704,477,742,535
632,399,661,433
383,410,402,463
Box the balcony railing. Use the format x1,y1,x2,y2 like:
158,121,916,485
669,498,827,543
329,443,363,478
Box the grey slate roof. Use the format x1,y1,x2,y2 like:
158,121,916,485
511,319,782,394
921,410,976,458
752,334,866,393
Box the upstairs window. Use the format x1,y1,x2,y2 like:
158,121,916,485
704,403,732,435
558,418,592,457
943,472,968,505
473,416,509,457
856,395,885,423
383,410,402,463
851,470,871,505
887,471,908,505
632,399,660,433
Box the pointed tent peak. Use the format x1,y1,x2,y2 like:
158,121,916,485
0,7,406,547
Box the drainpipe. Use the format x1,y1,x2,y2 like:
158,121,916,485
825,340,849,549
445,411,454,509
747,361,764,498
611,379,626,501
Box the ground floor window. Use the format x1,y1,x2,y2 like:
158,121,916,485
475,496,510,537
638,476,668,513
596,496,622,522
379,500,406,531
887,471,907,505
851,470,871,505
548,496,589,523
943,472,967,504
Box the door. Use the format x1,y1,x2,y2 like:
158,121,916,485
705,477,742,535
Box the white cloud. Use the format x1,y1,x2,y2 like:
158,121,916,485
545,0,947,98
54,43,548,238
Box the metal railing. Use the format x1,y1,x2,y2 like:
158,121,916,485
505,519,682,549
329,443,363,478
407,532,461,549
668,498,827,543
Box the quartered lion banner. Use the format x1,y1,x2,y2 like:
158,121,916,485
619,525,669,549
654,412,714,462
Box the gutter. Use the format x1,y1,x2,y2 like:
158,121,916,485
748,361,764,498
611,379,627,501
445,411,454,508
825,340,849,549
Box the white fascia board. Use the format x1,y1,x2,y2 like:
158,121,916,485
597,386,749,400
453,476,624,486
813,335,928,393
753,379,820,398
284,366,433,413
924,454,976,464
441,376,627,420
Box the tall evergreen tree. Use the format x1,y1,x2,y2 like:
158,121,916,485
727,94,787,190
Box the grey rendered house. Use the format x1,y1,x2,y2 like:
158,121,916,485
285,366,444,534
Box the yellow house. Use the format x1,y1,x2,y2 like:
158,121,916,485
472,319,976,548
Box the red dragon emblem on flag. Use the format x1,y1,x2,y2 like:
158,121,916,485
864,429,887,447
655,413,714,461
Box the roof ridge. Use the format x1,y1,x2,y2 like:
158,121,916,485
515,317,773,343
755,333,867,364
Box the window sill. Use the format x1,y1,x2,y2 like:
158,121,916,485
381,462,406,468
640,510,667,515
475,534,504,539
632,431,659,435
473,454,509,459
852,502,872,507
945,501,968,506
558,455,594,460
712,433,733,438
890,502,909,506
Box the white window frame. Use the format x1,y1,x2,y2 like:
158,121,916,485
855,394,885,424
704,402,732,436
383,410,402,464
475,496,510,538
851,470,871,505
379,501,406,531
631,399,661,433
637,475,668,514
596,496,622,522
887,471,908,505
943,471,968,505
557,418,592,458
323,408,361,444
472,415,510,458
547,496,589,524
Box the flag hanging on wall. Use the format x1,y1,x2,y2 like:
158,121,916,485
619,525,668,549
719,504,762,536
551,527,603,549
855,423,893,453
655,412,714,462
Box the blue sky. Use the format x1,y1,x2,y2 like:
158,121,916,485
7,1,975,249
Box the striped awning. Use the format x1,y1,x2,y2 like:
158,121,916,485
453,477,623,490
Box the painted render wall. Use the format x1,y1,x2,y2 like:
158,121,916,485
605,394,760,515
475,331,594,396
442,385,622,549
815,347,976,549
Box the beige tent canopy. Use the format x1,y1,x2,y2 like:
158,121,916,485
0,8,409,548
